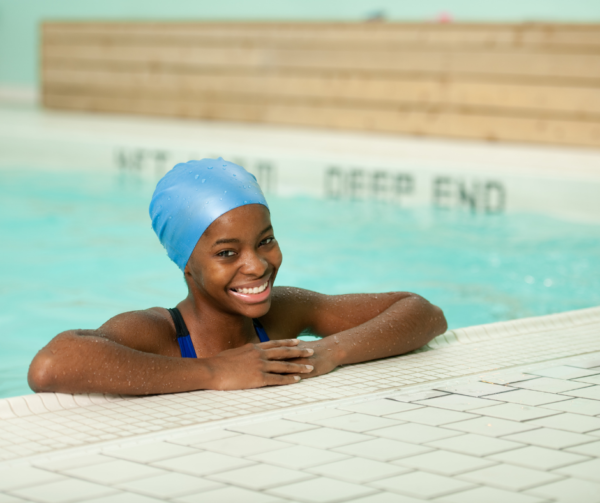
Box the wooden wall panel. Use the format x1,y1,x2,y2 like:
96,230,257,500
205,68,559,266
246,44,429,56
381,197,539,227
41,22,600,148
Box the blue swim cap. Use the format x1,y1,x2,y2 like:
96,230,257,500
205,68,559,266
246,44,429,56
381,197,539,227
149,158,269,270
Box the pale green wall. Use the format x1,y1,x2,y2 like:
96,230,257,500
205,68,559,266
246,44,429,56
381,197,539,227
1,0,599,89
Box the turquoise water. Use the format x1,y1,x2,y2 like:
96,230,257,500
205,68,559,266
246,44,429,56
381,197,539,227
1,168,600,399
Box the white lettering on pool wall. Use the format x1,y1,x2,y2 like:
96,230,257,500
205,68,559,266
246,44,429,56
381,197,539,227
325,167,415,202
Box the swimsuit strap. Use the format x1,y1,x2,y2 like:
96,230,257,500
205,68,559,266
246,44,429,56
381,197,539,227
167,307,197,358
253,319,270,343
168,308,270,358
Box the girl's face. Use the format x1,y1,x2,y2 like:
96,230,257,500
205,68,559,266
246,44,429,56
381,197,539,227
184,204,282,318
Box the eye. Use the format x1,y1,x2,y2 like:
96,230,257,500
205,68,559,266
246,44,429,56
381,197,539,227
260,237,275,246
217,249,236,258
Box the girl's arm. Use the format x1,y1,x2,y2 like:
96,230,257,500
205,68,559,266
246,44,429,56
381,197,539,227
262,288,447,376
28,309,314,395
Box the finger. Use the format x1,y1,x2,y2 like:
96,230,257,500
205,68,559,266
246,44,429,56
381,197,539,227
262,374,302,386
257,339,299,349
264,347,314,360
264,361,314,374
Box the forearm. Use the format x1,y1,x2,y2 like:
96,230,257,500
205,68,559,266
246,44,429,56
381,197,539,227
28,331,213,395
326,295,447,365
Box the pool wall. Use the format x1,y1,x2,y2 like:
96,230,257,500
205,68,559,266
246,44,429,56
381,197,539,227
1,105,600,223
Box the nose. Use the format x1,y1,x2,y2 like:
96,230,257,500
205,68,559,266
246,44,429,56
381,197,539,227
240,248,269,277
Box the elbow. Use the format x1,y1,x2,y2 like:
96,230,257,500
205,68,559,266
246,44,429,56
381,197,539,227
28,352,58,393
431,304,448,336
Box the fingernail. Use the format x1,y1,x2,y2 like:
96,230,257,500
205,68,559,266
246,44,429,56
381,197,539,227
306,349,314,355
294,376,301,381
305,365,314,371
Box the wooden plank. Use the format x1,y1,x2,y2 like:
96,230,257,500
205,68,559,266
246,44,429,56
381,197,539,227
42,22,600,50
42,68,600,118
43,44,600,81
42,91,600,148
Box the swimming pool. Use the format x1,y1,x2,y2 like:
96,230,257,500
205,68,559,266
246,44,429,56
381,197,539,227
1,168,600,399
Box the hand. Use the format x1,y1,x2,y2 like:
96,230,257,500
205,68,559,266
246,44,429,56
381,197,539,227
206,339,315,390
288,338,342,379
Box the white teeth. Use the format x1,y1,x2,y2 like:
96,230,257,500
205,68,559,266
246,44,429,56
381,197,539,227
234,281,268,295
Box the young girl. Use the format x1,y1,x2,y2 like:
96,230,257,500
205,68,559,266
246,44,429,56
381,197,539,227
28,159,447,395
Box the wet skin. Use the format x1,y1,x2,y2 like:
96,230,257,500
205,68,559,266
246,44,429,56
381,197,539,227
28,205,448,395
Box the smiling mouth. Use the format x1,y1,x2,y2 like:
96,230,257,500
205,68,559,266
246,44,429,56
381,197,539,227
230,281,269,295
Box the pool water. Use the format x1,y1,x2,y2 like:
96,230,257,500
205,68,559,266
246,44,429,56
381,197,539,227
2,169,600,399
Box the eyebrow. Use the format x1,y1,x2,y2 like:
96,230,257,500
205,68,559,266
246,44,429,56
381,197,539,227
212,225,273,247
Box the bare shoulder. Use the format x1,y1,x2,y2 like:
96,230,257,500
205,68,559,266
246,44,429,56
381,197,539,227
95,307,178,356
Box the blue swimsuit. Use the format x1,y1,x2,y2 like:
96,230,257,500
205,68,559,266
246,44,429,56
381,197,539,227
167,307,269,358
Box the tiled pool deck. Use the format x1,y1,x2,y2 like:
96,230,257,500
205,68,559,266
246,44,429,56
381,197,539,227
1,306,599,502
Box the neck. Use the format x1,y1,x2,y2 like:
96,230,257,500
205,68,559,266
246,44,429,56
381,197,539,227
177,291,256,357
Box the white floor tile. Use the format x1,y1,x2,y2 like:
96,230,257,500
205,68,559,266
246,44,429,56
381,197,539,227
526,477,600,503
370,471,475,499
371,422,463,444
541,397,600,416
0,495,29,503
435,485,547,503
444,416,537,437
562,385,600,400
62,459,165,485
227,419,317,438
312,413,401,433
504,427,596,449
198,434,290,457
566,439,600,457
308,457,410,483
0,495,28,503
478,372,542,385
528,365,600,380
175,486,285,503
153,451,254,476
394,449,496,476
436,381,511,397
338,399,422,416
414,394,496,411
473,402,560,422
554,458,600,483
513,377,592,394
385,406,478,426
82,493,165,503
0,466,65,491
489,445,591,470
268,476,377,503
9,478,117,503
529,412,600,433
334,438,433,461
427,432,524,456
248,445,348,469
277,427,371,449
389,390,449,402
208,463,313,490
284,409,351,423
569,358,600,369
117,472,222,498
169,429,239,446
457,463,563,491
346,492,425,503
490,389,572,406
104,441,200,463
574,374,600,385
34,454,113,472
